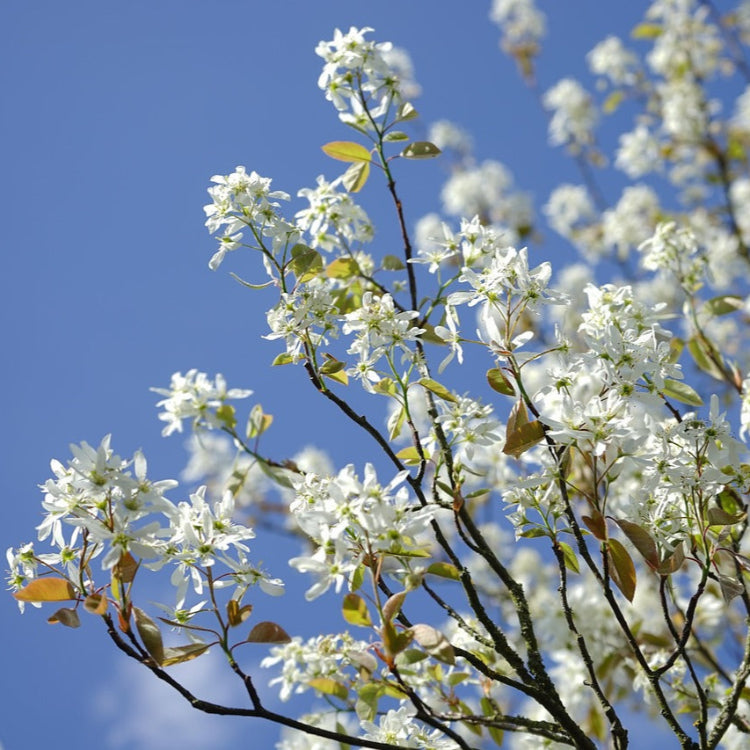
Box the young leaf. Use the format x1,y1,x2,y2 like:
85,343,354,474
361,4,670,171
13,577,75,602
227,599,253,627
48,607,81,628
134,607,165,665
418,377,457,403
558,541,580,574
308,677,349,700
343,161,370,193
401,141,441,159
582,512,607,541
342,593,372,627
383,131,410,142
321,141,372,163
503,420,545,458
83,593,108,615
615,519,659,570
395,446,423,466
702,295,743,317
687,337,725,381
161,643,211,667
114,551,139,583
289,244,323,281
382,591,407,624
606,539,636,602
247,621,292,643
425,562,461,581
409,624,455,665
355,683,383,722
396,102,418,121
487,368,515,396
326,257,359,279
662,379,703,407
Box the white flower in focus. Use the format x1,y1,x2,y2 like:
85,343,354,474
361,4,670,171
204,167,294,270
638,221,706,293
296,176,374,252
151,370,252,437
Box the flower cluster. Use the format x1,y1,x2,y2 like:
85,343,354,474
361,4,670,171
204,166,297,270
151,369,252,436
316,27,416,129
288,464,435,600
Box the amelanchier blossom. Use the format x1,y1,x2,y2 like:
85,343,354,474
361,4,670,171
12,11,750,750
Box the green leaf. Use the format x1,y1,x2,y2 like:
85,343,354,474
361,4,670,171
395,446,423,466
396,102,418,121
384,131,410,142
247,621,292,643
308,677,349,700
418,377,457,403
326,257,359,279
602,90,625,114
615,519,659,570
381,254,405,271
272,352,294,366
401,141,441,159
687,336,725,381
425,562,461,581
342,161,370,193
355,683,383,722
389,405,406,441
558,541,580,574
321,141,372,162
14,577,75,602
702,295,744,317
350,563,365,592
707,506,746,527
382,591,407,624
373,377,397,396
631,22,662,39
409,624,455,665
246,404,273,439
662,379,703,407
486,368,515,396
342,593,372,627
320,355,349,386
228,272,274,290
134,607,165,665
47,607,81,628
289,244,323,282
606,539,636,602
161,643,211,666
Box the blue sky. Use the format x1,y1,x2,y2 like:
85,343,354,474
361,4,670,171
0,2,677,749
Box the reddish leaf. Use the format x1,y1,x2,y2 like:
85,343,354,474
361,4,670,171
14,577,75,602
247,621,291,643
607,539,636,602
615,519,659,570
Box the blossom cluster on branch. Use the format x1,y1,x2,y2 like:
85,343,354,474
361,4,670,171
11,2,750,749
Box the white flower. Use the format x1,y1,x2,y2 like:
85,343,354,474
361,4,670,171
151,369,252,437
587,36,638,85
543,78,598,148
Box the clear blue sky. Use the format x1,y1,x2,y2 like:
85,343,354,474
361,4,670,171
1,2,674,749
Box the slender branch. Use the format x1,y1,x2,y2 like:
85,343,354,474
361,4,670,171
103,614,423,750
